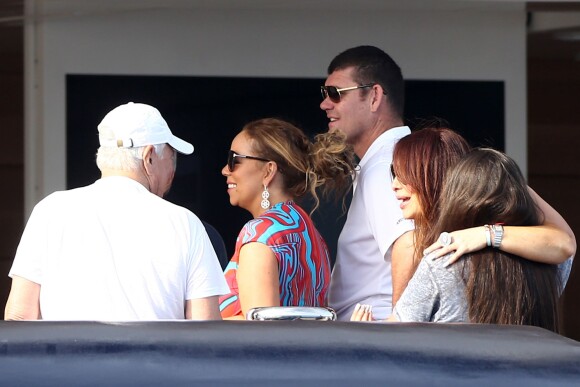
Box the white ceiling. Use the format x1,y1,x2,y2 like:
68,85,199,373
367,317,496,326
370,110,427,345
2,0,580,61
1,1,580,24
0,0,564,23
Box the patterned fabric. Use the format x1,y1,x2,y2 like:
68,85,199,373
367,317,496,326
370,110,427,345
219,201,331,318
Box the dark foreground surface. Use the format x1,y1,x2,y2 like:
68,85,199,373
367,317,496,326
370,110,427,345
0,321,578,386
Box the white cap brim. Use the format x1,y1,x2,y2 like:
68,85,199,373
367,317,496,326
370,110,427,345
168,134,194,155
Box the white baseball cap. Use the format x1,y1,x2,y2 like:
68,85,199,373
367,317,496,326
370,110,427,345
98,102,194,155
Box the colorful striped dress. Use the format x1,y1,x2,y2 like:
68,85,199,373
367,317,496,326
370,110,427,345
219,201,331,318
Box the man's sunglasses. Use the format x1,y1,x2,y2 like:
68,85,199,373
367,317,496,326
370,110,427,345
227,150,270,172
320,83,375,103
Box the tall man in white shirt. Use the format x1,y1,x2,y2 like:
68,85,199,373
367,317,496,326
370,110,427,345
321,46,415,320
5,102,229,321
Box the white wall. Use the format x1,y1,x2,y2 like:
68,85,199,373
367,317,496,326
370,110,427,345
26,2,526,213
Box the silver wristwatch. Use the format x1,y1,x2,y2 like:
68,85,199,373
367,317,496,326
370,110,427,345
491,224,504,248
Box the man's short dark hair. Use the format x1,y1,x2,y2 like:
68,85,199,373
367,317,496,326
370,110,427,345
328,45,404,118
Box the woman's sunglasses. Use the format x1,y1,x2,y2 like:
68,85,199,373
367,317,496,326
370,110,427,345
390,164,397,180
320,83,375,103
227,150,270,172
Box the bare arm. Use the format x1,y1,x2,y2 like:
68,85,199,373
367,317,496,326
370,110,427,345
186,296,222,320
236,242,280,318
425,187,576,265
5,276,41,320
391,230,417,306
527,187,576,260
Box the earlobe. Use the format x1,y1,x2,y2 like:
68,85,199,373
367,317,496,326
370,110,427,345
142,158,153,176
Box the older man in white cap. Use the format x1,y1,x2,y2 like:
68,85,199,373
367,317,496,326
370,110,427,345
5,102,228,321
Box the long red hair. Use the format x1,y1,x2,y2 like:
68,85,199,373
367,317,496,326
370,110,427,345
392,126,471,261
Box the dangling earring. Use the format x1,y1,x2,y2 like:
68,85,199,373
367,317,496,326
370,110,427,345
261,185,270,209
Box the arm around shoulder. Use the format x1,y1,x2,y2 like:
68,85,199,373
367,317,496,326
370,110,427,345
525,187,576,262
425,188,576,265
494,188,577,264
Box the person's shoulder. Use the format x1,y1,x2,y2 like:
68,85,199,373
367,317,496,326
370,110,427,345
34,184,94,209
245,206,286,229
242,212,275,232
421,254,465,282
361,134,398,170
371,126,410,148
168,202,203,224
262,202,298,219
146,195,205,227
357,160,391,193
239,217,270,244
240,204,300,243
422,253,453,270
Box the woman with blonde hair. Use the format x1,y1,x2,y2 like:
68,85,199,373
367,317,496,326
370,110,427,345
219,118,355,319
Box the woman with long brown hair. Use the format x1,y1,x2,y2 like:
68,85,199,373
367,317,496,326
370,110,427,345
352,127,574,331
392,148,561,330
388,127,471,302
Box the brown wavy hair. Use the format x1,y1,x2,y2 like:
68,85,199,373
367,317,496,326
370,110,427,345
242,118,356,213
392,126,471,261
428,148,561,332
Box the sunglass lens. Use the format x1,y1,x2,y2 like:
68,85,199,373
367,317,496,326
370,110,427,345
228,151,235,172
327,86,340,102
390,164,396,180
321,86,340,102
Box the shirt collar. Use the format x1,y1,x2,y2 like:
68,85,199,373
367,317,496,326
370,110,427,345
358,126,411,168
